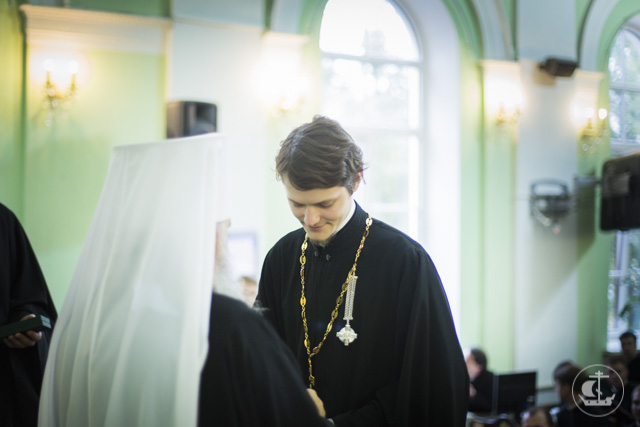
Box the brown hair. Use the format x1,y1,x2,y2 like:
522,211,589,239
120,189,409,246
468,348,488,369
554,363,586,393
275,115,365,193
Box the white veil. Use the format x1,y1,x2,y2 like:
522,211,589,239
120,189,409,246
39,134,229,427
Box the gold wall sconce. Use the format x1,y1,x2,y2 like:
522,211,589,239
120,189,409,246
572,101,608,153
482,60,524,126
580,107,608,139
43,58,79,115
256,32,309,116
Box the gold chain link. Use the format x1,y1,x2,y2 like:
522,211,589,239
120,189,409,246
300,214,372,388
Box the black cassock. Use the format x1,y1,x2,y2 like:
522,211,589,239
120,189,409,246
198,293,331,427
0,203,57,427
256,202,469,426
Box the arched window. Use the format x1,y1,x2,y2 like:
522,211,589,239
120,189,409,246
319,0,422,239
606,20,640,351
609,25,640,156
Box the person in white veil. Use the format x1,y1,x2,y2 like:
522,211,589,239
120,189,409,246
38,134,330,427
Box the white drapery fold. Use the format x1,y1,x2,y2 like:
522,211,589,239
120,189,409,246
39,134,228,427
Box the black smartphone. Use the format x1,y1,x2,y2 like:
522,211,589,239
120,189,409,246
0,315,52,340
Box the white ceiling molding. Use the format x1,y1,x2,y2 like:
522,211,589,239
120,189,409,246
472,0,515,60
20,4,171,54
579,0,619,71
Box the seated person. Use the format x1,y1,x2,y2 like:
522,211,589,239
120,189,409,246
521,406,553,427
620,332,640,383
466,347,494,413
552,362,614,427
624,384,640,427
605,354,638,426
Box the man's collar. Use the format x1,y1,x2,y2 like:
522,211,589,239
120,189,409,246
335,198,356,235
315,198,356,248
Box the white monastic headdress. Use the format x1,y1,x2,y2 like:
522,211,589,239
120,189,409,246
39,133,229,427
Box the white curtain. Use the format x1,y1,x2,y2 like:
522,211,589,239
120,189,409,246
39,134,229,427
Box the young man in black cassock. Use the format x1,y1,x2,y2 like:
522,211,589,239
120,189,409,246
254,116,469,426
0,203,58,427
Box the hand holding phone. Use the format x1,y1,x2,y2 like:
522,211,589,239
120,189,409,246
1,314,51,349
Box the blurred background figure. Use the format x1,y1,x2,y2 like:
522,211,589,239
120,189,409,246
620,332,640,383
521,406,553,427
605,354,637,426
238,276,258,307
626,384,640,427
466,347,495,414
552,362,614,427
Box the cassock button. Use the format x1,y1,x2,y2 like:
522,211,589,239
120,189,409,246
325,254,331,261
314,250,319,257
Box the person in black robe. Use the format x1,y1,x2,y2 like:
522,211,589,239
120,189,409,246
620,332,640,383
0,202,57,427
552,362,615,427
254,116,469,426
198,293,332,427
465,347,494,413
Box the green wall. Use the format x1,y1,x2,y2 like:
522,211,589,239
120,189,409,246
0,1,167,309
458,50,485,349
0,1,25,215
21,48,165,308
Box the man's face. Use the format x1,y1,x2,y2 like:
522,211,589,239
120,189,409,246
283,175,358,246
554,379,571,404
607,362,627,389
521,410,550,427
621,336,637,359
632,388,640,421
465,353,482,380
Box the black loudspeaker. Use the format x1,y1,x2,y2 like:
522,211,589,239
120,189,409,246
538,57,578,77
600,151,640,231
166,101,217,138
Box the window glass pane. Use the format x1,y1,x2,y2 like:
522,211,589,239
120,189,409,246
609,32,625,84
623,91,640,142
354,131,411,205
351,130,416,238
609,89,623,139
623,30,640,87
322,58,420,129
320,0,421,239
319,0,419,61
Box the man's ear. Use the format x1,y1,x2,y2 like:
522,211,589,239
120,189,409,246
352,172,363,193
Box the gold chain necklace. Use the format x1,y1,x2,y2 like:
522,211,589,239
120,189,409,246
299,214,372,388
